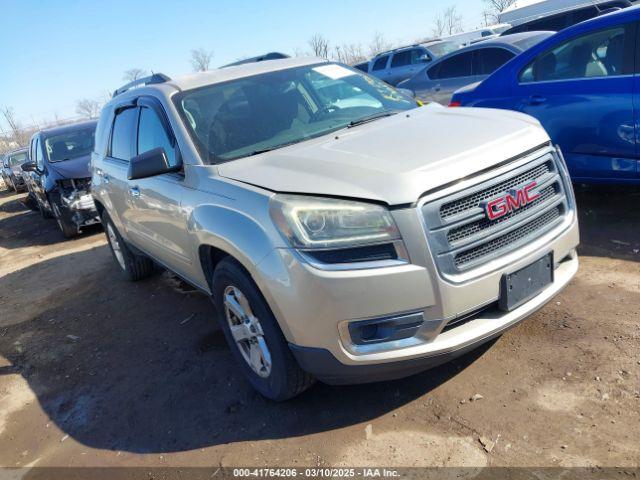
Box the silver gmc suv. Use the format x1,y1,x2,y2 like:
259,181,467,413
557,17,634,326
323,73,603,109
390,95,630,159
92,57,579,400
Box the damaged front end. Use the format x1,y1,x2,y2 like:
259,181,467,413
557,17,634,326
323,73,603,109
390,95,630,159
55,178,100,229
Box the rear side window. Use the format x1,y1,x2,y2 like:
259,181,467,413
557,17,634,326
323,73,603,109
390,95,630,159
372,55,389,71
429,51,474,79
110,108,138,161
137,107,177,167
474,48,515,75
391,50,412,67
520,25,628,83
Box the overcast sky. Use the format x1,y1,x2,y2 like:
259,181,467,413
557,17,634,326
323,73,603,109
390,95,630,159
0,0,486,131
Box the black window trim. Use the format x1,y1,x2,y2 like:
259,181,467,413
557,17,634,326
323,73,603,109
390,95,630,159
518,21,637,85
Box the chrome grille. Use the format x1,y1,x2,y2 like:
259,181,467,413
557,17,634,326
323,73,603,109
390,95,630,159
421,148,570,275
440,161,552,220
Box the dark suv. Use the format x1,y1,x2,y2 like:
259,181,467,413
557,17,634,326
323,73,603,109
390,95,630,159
2,148,29,192
22,120,100,238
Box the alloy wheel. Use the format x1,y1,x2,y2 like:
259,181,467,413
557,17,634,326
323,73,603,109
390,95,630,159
223,285,272,378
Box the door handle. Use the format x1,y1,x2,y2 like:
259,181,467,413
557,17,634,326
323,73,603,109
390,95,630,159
129,186,140,197
103,173,110,184
434,85,441,92
528,94,547,106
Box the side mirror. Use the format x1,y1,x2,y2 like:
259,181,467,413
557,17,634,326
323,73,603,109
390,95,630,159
419,54,431,63
128,147,180,180
21,162,37,172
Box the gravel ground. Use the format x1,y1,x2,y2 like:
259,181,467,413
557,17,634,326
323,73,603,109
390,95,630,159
0,186,638,470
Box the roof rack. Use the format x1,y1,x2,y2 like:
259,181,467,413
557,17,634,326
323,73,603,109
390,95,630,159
221,52,290,68
374,38,443,57
112,73,171,97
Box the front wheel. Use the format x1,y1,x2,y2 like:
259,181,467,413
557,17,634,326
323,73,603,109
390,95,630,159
51,199,79,239
101,211,155,281
212,258,315,401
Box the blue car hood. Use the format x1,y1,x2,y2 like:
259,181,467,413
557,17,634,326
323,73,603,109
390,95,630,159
48,154,91,179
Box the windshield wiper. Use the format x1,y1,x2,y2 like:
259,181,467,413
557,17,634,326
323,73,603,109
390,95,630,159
243,139,308,158
347,110,397,128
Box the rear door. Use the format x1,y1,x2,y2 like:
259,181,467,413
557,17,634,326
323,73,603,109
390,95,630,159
514,23,637,180
370,54,391,83
129,97,192,277
388,48,431,85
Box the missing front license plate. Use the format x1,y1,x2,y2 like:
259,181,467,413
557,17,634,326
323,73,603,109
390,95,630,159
499,253,553,311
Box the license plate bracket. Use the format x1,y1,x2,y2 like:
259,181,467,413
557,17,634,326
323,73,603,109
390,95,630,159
499,253,553,311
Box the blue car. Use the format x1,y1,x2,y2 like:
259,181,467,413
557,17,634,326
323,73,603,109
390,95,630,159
451,6,640,184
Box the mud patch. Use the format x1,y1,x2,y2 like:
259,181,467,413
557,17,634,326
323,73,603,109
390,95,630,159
334,430,488,467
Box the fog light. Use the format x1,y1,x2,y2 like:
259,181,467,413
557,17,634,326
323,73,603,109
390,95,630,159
348,312,424,345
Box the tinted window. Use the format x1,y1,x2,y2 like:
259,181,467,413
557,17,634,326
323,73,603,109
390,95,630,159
391,50,412,67
430,51,474,79
520,26,627,83
110,108,138,161
474,48,515,75
177,63,414,163
137,107,177,167
372,55,389,71
8,152,27,166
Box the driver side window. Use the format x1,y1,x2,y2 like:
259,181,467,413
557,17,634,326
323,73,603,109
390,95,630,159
520,26,627,83
137,107,178,167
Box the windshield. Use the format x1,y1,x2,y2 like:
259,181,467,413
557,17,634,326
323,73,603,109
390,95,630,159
426,41,460,57
175,63,416,163
44,128,95,163
8,152,27,167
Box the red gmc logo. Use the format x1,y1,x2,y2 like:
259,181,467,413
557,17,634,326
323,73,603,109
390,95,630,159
483,181,541,221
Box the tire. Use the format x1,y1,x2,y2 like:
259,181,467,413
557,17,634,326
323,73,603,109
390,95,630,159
101,211,155,281
212,258,315,401
37,195,53,219
50,198,79,239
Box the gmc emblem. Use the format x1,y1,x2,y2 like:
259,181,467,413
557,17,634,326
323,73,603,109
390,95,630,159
483,181,541,221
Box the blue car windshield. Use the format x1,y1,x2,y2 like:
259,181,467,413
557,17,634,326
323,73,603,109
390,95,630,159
175,63,416,163
45,128,96,163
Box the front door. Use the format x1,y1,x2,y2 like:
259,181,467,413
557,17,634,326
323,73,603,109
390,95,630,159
128,98,192,277
514,23,637,181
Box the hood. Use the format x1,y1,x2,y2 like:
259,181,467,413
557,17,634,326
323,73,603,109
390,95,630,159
47,154,91,179
217,106,549,206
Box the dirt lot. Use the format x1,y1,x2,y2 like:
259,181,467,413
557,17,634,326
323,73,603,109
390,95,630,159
0,186,638,470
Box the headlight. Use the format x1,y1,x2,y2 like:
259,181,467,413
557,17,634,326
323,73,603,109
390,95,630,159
269,194,401,249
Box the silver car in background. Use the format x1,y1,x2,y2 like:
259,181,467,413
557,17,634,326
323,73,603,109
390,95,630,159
398,31,554,105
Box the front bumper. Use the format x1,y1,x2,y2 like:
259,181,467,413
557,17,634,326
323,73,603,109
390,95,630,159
255,207,579,377
59,191,100,227
289,250,577,384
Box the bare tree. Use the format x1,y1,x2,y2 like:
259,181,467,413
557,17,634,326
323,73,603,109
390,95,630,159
190,48,213,72
368,31,393,57
122,68,148,82
1,106,30,146
445,6,464,35
75,98,101,119
431,14,447,37
432,6,464,37
333,43,366,65
483,0,516,24
308,33,330,58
